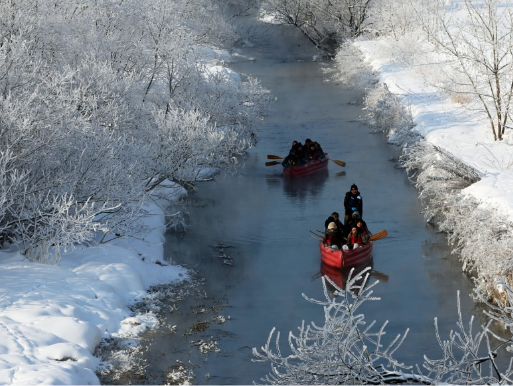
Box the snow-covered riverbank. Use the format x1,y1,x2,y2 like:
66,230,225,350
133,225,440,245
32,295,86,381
341,35,513,300
0,182,190,384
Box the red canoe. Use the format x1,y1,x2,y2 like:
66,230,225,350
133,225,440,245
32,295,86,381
319,241,373,268
282,156,329,178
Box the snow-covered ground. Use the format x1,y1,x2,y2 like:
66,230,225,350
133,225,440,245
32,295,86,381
0,182,189,385
354,38,513,221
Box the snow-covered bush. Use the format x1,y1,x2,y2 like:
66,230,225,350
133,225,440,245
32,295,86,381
363,84,420,147
260,0,377,51
0,0,271,263
330,42,377,90
397,141,513,301
440,194,513,301
254,271,513,384
399,141,481,220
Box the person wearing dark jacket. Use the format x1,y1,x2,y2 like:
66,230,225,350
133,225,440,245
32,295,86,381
314,142,325,158
322,222,342,249
346,211,370,236
324,212,343,231
343,183,363,226
283,140,300,166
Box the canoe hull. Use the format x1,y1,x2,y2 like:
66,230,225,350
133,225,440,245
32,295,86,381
320,259,374,289
282,157,329,178
319,241,373,268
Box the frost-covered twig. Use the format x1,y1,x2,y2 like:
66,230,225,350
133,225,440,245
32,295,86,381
255,277,513,385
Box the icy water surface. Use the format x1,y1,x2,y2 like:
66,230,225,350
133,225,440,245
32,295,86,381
107,14,505,385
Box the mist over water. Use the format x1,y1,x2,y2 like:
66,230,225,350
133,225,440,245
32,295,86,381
134,14,491,385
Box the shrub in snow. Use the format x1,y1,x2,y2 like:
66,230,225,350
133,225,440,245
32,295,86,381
260,0,376,51
338,41,513,304
363,84,420,147
398,141,513,302
330,42,377,90
0,0,271,262
254,270,513,384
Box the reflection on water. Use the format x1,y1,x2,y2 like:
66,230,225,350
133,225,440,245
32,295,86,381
320,259,375,295
281,169,329,200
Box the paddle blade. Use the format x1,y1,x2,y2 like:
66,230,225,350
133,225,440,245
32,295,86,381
265,161,282,166
371,269,389,282
331,159,346,167
370,229,388,241
267,154,284,159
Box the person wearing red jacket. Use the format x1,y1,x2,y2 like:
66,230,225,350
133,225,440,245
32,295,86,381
343,226,363,250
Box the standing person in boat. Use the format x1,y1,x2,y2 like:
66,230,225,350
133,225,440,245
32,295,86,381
322,222,342,250
343,183,363,226
343,226,364,250
324,212,343,232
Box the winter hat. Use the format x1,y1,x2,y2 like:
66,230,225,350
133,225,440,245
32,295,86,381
328,222,337,230
351,183,358,190
352,211,360,218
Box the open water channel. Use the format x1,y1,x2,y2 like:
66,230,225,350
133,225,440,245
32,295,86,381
111,13,502,385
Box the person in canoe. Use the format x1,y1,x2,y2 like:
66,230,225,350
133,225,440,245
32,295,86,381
283,140,307,166
304,138,314,156
322,222,343,250
314,142,325,158
308,142,320,160
304,138,325,161
346,211,370,236
356,219,371,244
324,211,343,232
343,226,364,250
343,183,363,226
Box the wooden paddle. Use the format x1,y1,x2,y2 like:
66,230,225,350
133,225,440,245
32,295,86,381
310,230,323,240
331,159,346,167
369,229,387,241
265,161,282,166
267,154,284,159
370,269,389,282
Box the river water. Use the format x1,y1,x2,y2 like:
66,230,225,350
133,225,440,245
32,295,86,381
129,14,497,385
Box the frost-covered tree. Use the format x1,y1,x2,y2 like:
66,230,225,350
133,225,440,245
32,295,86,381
419,0,513,141
260,0,375,51
0,0,271,263
254,270,513,384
